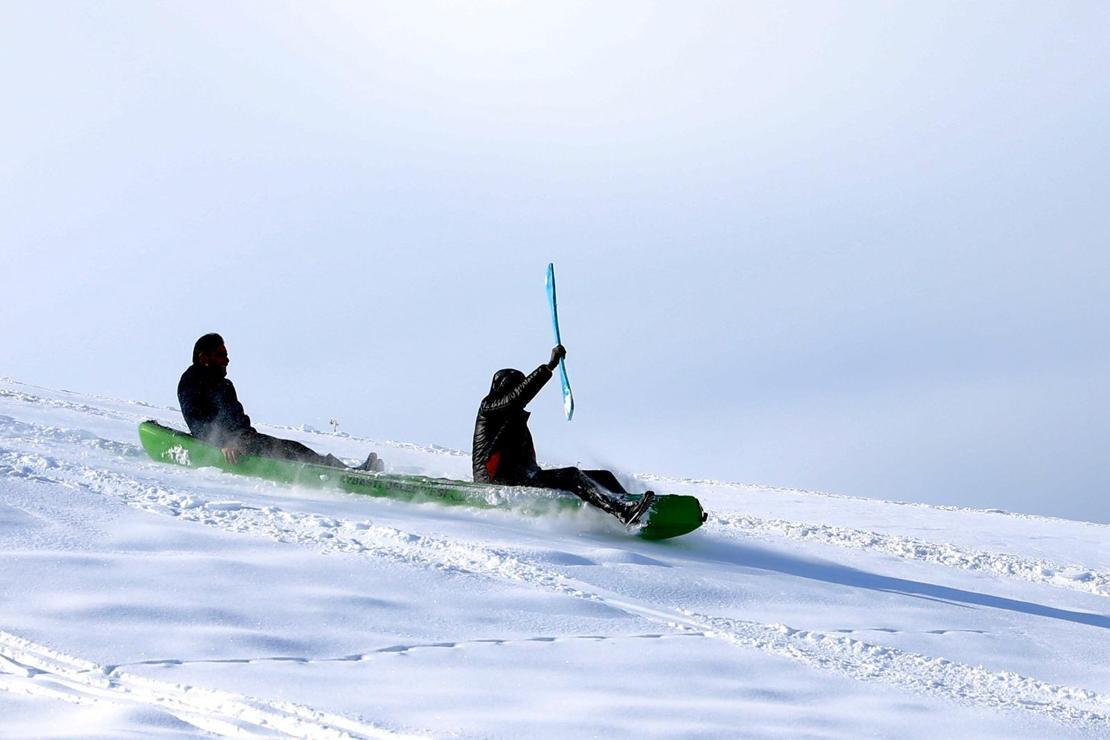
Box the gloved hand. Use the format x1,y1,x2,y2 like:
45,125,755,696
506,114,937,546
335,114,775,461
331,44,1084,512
547,344,566,370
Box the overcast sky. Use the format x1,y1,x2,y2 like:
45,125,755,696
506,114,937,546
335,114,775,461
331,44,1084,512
3,2,1108,522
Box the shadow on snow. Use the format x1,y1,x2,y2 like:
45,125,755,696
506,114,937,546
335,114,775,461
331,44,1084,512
683,536,1110,630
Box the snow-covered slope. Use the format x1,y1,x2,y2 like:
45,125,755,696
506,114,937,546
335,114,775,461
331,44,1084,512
1,377,1108,738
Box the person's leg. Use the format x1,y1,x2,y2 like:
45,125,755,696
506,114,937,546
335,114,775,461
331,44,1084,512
241,432,346,468
529,467,627,518
582,469,656,525
582,469,628,494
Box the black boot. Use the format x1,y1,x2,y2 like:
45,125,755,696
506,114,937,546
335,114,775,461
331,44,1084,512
621,491,656,526
355,452,384,472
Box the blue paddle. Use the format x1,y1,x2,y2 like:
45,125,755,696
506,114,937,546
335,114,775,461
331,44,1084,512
545,263,574,420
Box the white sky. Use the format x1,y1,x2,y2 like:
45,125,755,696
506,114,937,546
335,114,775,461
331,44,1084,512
2,1,1108,521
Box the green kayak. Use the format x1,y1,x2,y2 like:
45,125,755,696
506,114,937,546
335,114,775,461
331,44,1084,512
138,421,706,540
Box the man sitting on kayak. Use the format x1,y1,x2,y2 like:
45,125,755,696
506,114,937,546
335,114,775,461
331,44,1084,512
177,333,382,471
471,345,654,525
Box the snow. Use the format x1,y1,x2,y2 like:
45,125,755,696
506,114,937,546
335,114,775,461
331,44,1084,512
1,377,1108,737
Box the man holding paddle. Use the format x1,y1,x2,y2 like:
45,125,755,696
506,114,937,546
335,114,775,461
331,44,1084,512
470,344,655,526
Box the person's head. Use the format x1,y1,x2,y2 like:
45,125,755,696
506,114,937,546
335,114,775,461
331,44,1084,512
192,333,229,375
489,368,524,394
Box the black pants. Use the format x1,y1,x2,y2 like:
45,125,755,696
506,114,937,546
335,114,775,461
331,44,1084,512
239,431,346,469
527,467,629,517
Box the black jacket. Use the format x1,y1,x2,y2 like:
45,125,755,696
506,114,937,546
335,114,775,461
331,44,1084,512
177,364,255,447
472,364,552,483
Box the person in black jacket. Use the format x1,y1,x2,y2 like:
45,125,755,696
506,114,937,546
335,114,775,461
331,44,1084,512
178,333,382,471
472,345,654,525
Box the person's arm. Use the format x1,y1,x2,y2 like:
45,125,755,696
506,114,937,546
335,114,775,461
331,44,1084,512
481,346,565,413
216,380,253,432
178,371,216,438
214,380,253,465
179,373,250,464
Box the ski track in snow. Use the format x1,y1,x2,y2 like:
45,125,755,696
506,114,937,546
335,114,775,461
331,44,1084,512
0,389,138,424
107,632,704,672
0,631,415,738
707,513,1110,599
2,423,1110,733
667,611,1110,728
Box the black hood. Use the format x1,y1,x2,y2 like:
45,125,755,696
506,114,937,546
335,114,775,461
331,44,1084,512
489,368,525,395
